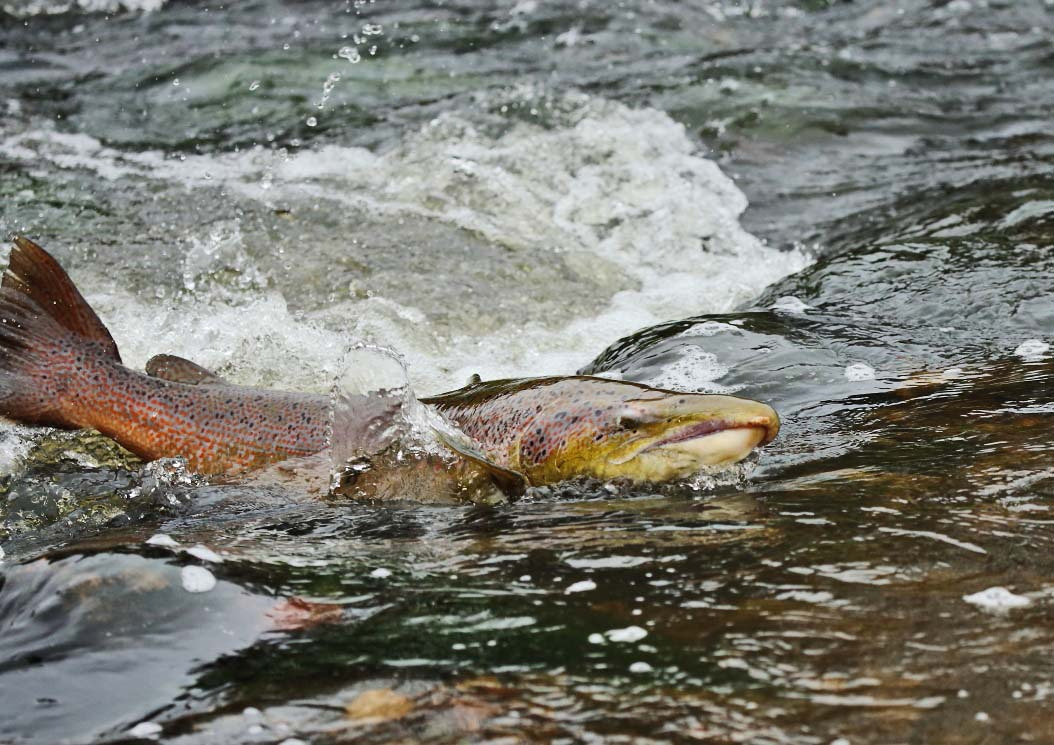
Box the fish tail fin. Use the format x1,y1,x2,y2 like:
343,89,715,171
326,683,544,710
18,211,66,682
0,237,121,428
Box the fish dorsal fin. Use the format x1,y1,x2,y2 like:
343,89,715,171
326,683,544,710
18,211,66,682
432,429,527,497
4,237,121,362
145,354,225,385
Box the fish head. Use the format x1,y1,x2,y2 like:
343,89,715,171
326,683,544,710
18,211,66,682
508,378,780,484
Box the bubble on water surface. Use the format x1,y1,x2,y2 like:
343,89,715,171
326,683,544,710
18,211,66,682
1014,339,1049,361
605,625,648,643
844,362,876,381
565,580,596,594
963,586,1032,613
181,565,217,593
337,46,361,63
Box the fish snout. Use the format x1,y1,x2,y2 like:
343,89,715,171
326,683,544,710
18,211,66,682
747,402,780,445
645,393,781,446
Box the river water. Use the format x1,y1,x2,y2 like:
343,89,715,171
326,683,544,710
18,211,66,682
1,1,1053,743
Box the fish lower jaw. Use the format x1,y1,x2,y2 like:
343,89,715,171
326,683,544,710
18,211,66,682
613,427,768,483
662,426,767,466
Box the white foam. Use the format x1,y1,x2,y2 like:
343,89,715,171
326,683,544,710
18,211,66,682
844,362,876,382
565,580,597,594
127,722,162,739
640,344,736,394
605,625,648,643
963,586,1032,613
566,555,650,569
771,295,812,313
2,94,808,397
1014,339,1050,361
2,0,163,16
0,426,34,476
145,533,180,549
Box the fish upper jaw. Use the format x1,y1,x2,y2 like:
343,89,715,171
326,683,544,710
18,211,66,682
604,398,780,480
641,413,779,451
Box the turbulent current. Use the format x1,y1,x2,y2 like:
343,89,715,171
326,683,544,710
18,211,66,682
1,1,1054,743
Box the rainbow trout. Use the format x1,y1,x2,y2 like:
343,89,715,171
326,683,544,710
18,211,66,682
0,238,779,489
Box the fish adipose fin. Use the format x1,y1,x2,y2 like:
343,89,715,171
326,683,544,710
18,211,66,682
0,237,120,428
146,354,225,385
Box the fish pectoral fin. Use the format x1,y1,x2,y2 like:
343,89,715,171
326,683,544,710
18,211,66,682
145,354,226,385
432,429,527,497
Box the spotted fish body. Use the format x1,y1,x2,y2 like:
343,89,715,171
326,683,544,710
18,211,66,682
66,369,330,474
425,377,779,484
425,377,652,471
0,238,779,486
0,238,331,473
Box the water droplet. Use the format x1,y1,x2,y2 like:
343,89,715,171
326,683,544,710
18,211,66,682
248,80,260,91
338,46,361,63
172,78,180,86
306,116,318,127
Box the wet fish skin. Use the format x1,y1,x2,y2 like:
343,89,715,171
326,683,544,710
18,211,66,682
0,237,779,485
0,237,331,473
424,376,779,485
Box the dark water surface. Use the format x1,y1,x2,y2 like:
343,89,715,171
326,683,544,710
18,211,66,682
2,1,1054,743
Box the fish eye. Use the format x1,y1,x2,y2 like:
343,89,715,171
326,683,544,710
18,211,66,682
617,415,643,430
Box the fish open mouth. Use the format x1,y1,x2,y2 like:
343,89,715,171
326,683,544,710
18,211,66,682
635,413,779,469
648,416,779,450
